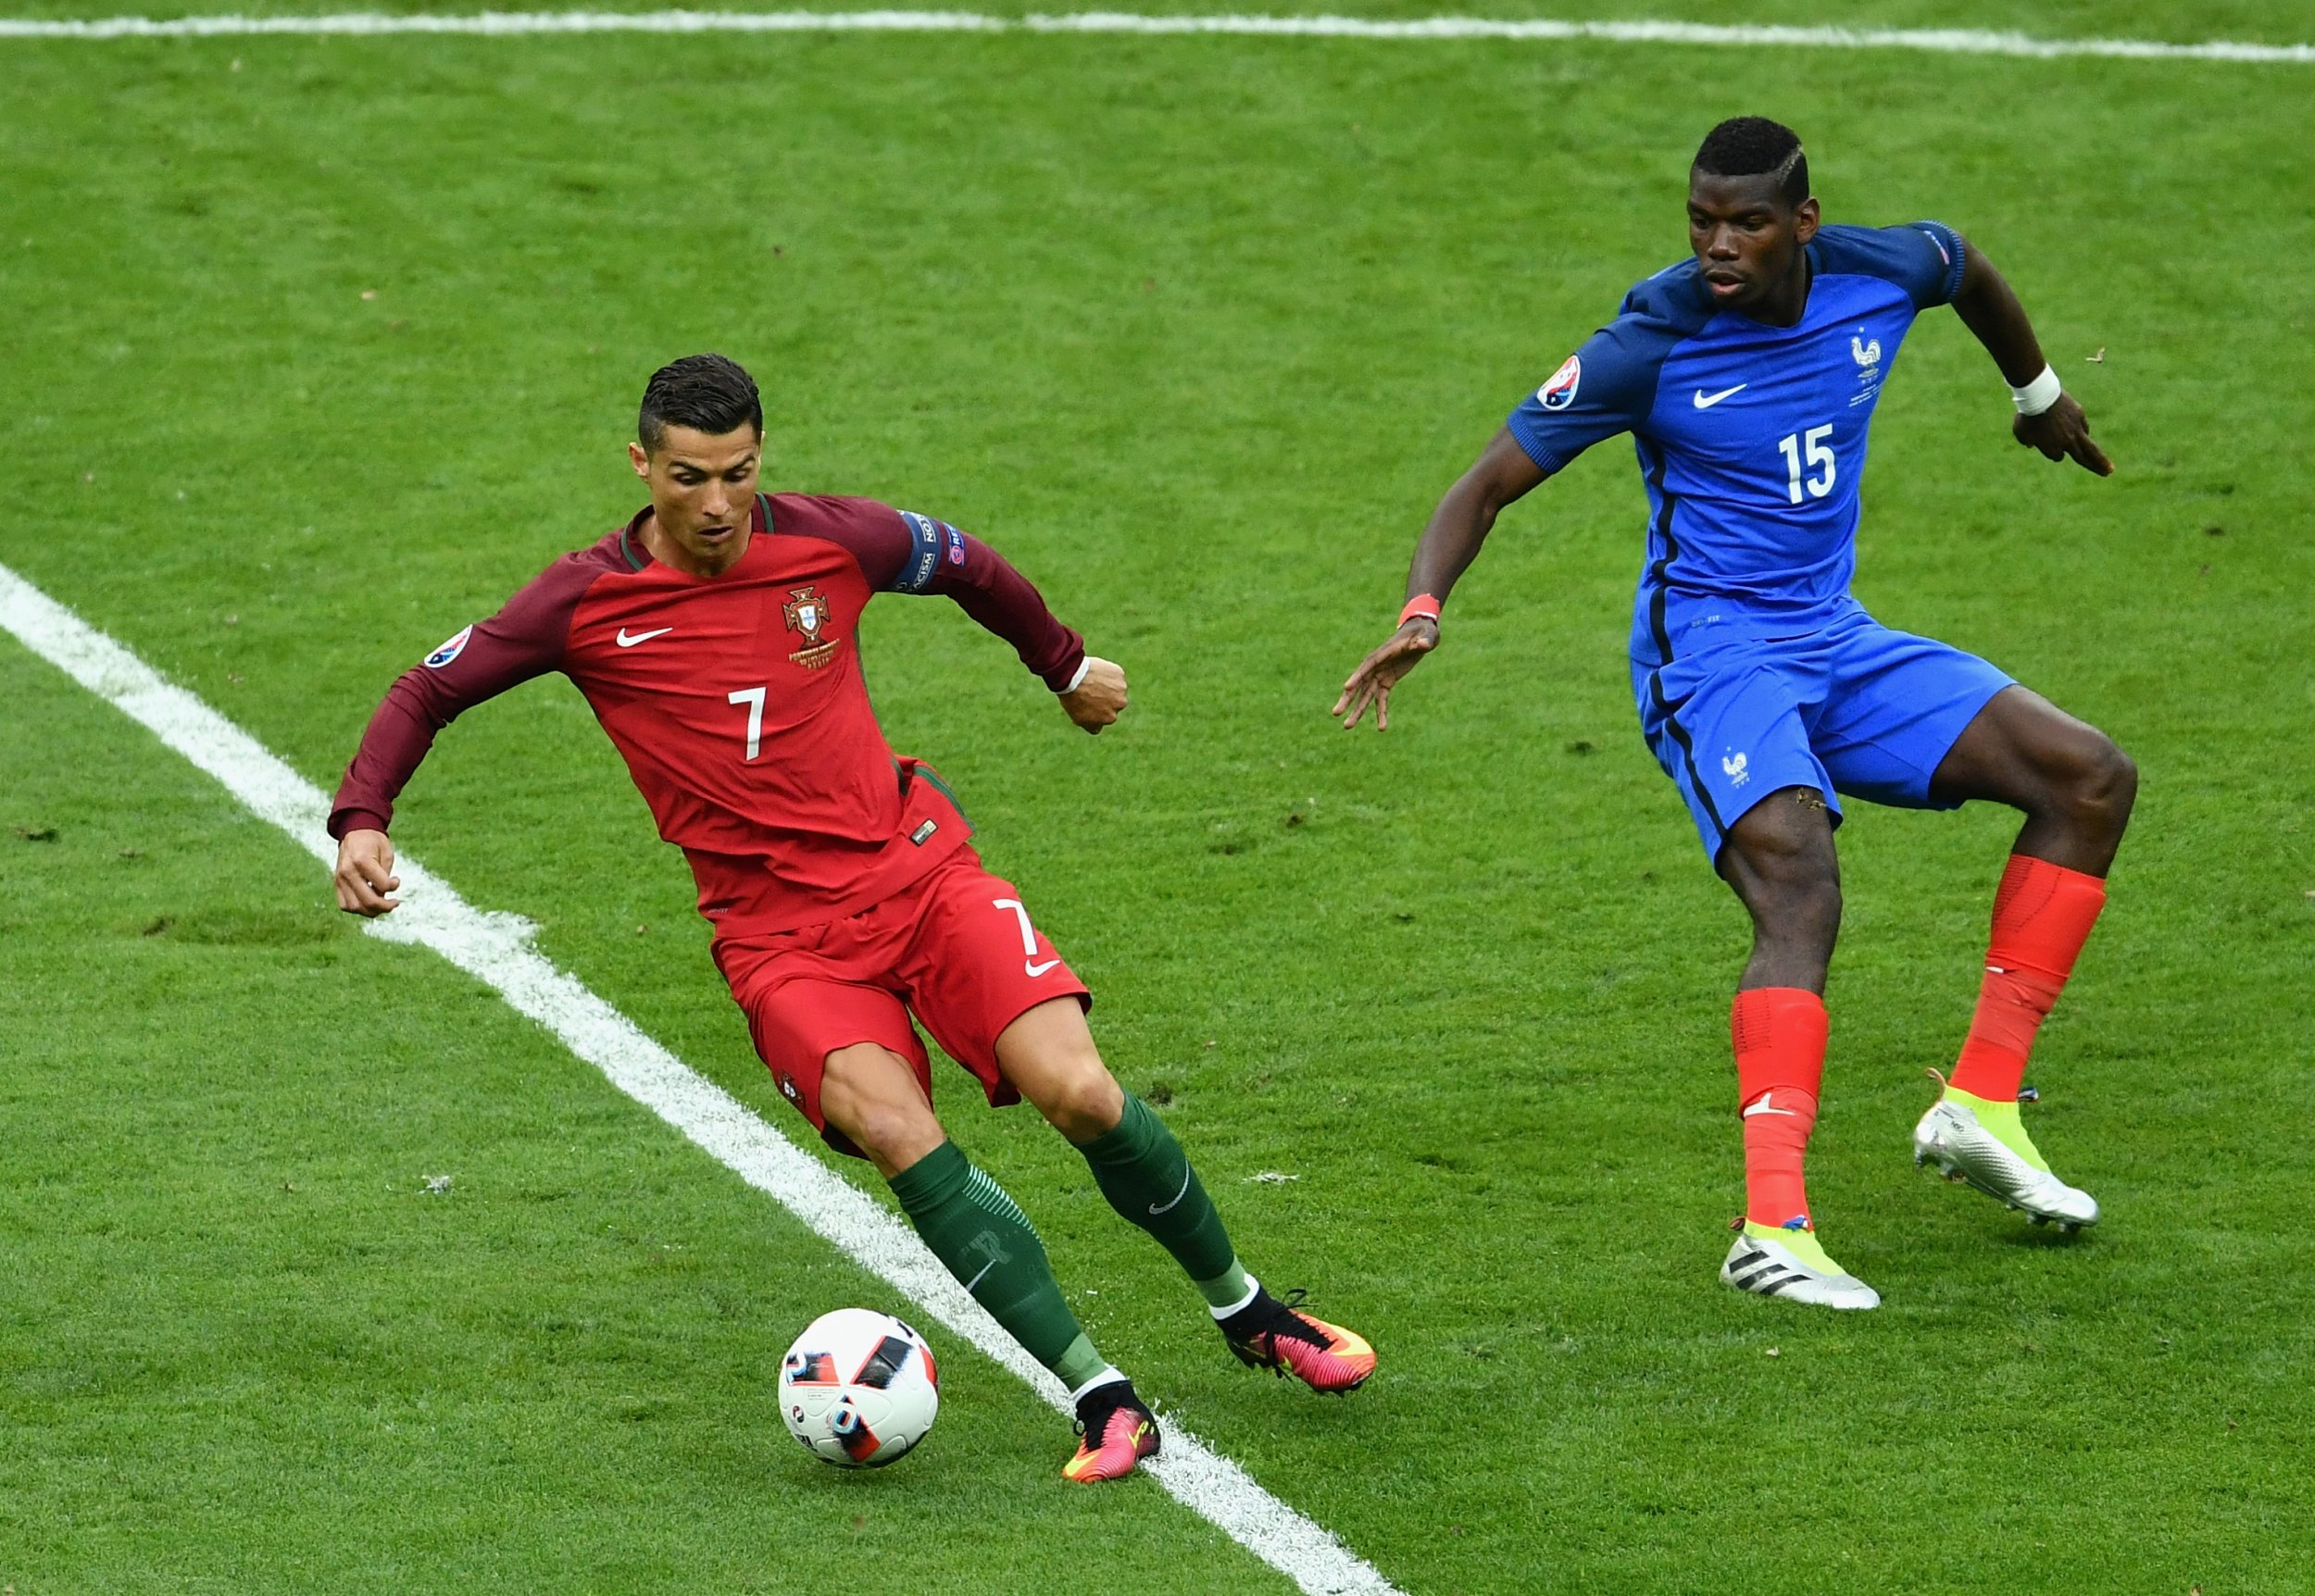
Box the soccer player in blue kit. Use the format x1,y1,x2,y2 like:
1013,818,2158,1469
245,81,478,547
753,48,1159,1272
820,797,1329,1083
1333,118,2135,1309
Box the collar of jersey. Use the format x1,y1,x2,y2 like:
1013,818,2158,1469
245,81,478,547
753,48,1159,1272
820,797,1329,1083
619,493,773,578
1692,253,1822,335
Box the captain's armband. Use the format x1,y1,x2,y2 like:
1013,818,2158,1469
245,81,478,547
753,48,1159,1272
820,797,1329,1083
893,511,969,593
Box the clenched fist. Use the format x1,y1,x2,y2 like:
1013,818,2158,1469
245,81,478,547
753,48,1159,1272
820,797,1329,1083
1060,656,1128,734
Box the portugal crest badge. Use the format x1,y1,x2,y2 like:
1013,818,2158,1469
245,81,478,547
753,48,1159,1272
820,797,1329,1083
782,585,840,670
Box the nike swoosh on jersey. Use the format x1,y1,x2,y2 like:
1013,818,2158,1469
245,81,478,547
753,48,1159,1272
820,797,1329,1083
615,626,674,647
1024,957,1061,978
1693,383,1748,409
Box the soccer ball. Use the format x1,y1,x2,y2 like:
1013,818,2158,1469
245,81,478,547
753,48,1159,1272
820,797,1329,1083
779,1308,940,1467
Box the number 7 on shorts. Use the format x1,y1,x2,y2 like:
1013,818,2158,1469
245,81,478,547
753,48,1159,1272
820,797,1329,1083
995,898,1061,979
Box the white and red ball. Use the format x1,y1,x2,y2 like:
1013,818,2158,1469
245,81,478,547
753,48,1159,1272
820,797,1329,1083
779,1308,940,1467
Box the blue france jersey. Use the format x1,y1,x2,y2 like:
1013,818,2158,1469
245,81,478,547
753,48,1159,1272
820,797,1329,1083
1506,222,1967,665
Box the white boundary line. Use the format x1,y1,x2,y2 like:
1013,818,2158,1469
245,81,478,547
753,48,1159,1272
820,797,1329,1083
0,7,2307,62
0,558,1402,1596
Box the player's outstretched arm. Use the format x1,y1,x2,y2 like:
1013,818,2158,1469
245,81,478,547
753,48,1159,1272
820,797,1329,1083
325,562,578,915
1949,239,2113,477
334,828,400,916
1333,428,1545,730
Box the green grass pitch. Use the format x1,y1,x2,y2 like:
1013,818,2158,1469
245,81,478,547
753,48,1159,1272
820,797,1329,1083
4,4,2313,1590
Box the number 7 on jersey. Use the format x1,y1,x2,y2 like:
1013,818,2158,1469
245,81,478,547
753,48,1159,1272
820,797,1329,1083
729,685,767,761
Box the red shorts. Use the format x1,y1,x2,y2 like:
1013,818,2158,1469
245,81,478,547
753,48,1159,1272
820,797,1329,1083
711,848,1091,1158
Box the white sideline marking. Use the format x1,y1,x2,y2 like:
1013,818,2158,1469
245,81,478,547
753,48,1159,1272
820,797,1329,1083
0,559,1401,1596
0,7,2308,62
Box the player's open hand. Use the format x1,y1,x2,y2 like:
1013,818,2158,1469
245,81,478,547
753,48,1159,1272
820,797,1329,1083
1060,655,1128,734
2014,393,2112,476
1333,618,1439,731
334,828,401,916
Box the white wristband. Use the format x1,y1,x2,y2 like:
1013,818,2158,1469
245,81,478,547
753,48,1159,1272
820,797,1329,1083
1057,657,1091,694
2009,364,2062,417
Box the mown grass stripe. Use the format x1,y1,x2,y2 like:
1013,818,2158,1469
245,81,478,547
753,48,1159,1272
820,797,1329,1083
0,9,2306,63
0,558,1405,1596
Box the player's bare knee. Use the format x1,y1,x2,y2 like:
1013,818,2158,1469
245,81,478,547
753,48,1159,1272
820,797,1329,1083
2036,726,2136,842
2070,734,2137,836
1039,1064,1125,1143
854,1107,941,1170
1722,789,1837,887
1722,794,1840,957
839,1097,946,1176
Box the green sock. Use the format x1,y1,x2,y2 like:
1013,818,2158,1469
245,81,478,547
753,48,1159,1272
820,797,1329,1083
1075,1093,1252,1311
888,1141,1109,1390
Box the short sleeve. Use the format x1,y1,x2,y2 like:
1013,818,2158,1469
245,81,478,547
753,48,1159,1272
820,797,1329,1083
1506,318,1667,476
1814,222,1968,310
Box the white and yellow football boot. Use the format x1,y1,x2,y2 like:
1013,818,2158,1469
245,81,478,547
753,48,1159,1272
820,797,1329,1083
1720,1220,1881,1310
1913,1075,2099,1232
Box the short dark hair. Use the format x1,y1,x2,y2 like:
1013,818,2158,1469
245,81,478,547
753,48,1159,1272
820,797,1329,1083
637,354,763,455
1693,117,1809,206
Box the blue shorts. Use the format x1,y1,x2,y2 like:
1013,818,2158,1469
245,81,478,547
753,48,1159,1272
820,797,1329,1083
1633,604,2012,863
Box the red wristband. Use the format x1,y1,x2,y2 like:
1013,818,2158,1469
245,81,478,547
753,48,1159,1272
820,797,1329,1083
1398,593,1442,628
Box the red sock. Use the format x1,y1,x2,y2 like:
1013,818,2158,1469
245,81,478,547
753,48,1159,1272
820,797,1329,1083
1946,854,2108,1103
1733,988,1827,1230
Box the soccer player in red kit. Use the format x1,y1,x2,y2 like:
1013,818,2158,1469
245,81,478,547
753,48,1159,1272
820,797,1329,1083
331,355,1373,1481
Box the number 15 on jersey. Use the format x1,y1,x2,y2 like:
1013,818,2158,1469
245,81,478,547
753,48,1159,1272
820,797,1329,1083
1777,424,1836,505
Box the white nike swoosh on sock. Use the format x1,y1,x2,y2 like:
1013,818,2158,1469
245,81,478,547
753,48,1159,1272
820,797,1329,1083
1148,1167,1193,1216
1743,1097,1797,1117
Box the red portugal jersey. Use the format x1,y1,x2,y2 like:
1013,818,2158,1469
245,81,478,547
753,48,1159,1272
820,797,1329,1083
330,493,1086,937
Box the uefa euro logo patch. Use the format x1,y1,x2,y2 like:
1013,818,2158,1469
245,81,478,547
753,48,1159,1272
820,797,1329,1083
1537,354,1582,412
423,625,473,669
